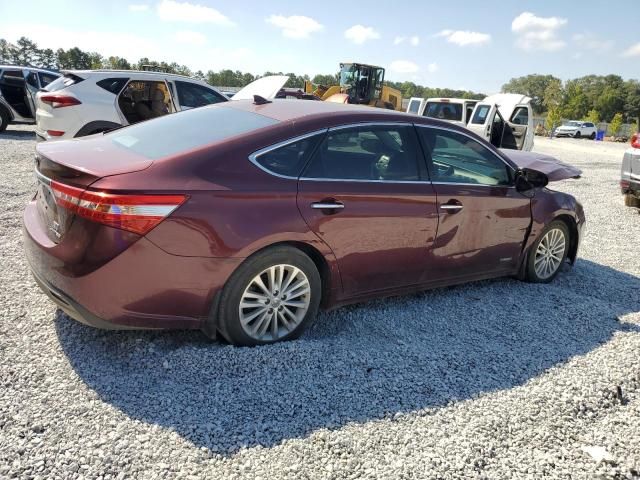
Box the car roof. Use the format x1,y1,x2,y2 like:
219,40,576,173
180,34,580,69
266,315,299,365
425,98,477,103
0,65,60,74
222,99,411,123
65,69,196,80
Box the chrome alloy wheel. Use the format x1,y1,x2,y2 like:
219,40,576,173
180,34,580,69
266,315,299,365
238,264,311,342
534,228,567,280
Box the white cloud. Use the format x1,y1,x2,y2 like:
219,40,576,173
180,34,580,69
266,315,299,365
427,62,439,73
410,35,420,46
128,4,149,12
511,12,567,51
436,29,491,46
389,60,419,73
573,33,614,53
157,0,234,26
344,25,380,45
622,43,640,57
394,36,406,45
266,15,323,39
173,30,207,46
394,35,419,46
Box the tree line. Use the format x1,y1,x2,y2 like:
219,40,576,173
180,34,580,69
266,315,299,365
502,74,640,128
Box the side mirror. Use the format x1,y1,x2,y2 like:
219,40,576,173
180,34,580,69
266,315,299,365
515,168,549,193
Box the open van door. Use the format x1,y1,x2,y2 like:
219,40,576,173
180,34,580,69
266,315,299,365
467,102,497,142
406,97,425,114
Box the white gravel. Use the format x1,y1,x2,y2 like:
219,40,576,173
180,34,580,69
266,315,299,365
1,127,639,479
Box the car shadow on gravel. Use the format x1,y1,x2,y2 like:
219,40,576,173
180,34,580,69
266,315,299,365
54,259,640,455
0,129,36,140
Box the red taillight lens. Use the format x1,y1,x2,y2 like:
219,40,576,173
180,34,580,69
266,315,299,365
632,133,640,149
40,94,82,108
50,181,186,235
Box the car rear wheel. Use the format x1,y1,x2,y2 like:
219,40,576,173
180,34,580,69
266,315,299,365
0,106,9,133
526,221,570,283
590,132,596,140
217,247,321,346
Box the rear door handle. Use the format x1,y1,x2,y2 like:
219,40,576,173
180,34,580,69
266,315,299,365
311,201,344,210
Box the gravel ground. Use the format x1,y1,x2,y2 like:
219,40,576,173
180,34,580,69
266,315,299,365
1,126,639,479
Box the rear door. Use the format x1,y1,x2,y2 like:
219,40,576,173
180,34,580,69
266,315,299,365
296,123,439,296
24,70,41,117
467,102,497,141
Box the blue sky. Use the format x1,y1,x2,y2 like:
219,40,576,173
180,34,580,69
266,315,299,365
1,0,638,93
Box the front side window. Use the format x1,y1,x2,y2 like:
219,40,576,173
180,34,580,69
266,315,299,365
511,107,529,125
175,81,226,109
471,105,492,124
418,127,511,186
407,99,421,114
254,135,323,177
303,125,419,181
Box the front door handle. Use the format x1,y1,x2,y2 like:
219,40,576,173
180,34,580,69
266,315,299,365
440,200,463,214
311,201,345,210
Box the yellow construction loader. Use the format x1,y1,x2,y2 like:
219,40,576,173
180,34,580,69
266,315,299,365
304,62,403,111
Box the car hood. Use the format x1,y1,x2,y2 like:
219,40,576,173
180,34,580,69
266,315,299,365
499,149,582,181
232,75,289,100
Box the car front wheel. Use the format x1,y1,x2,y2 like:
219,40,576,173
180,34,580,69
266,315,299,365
574,131,581,138
0,106,9,133
217,247,321,346
526,221,570,283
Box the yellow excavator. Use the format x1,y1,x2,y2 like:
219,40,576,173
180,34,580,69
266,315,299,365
303,62,403,111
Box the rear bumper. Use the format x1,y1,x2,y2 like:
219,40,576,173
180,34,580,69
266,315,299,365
23,199,242,331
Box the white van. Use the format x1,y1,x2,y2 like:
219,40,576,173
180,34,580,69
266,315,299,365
407,93,534,151
406,97,478,127
466,94,534,151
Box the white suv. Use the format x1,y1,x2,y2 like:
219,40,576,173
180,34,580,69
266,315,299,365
555,121,597,139
35,70,229,141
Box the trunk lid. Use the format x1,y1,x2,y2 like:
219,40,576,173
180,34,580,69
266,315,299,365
499,149,582,181
35,136,154,243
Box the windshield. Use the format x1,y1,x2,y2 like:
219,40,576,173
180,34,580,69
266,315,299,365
566,121,581,127
108,105,278,159
424,102,463,121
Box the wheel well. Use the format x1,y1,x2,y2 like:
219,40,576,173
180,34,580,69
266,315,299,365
554,214,579,264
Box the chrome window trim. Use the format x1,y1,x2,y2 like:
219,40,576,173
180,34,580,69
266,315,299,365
327,121,414,131
414,123,517,187
299,177,428,185
248,129,329,180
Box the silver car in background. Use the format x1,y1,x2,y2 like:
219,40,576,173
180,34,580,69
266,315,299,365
0,65,60,133
621,133,640,208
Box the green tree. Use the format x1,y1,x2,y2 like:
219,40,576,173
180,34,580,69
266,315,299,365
502,74,561,114
562,82,589,119
584,109,600,124
312,73,339,86
0,39,12,63
608,112,624,136
38,48,57,69
10,36,40,65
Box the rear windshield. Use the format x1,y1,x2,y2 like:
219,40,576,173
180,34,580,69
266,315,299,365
423,102,463,121
44,73,84,92
107,105,278,159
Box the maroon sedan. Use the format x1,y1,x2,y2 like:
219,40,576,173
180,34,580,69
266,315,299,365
24,99,584,346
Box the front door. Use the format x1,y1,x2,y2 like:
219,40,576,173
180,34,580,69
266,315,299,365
502,105,530,151
416,125,531,279
297,124,439,296
467,102,497,141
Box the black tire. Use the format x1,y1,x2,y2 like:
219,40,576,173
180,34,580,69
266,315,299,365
0,106,10,133
525,220,570,283
589,132,596,140
217,246,321,346
624,193,640,208
574,131,581,139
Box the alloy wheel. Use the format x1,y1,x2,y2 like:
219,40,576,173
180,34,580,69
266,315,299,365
534,228,567,280
238,264,311,342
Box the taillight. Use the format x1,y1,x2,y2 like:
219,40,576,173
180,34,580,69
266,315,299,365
40,94,82,108
50,181,186,235
621,180,630,189
632,133,640,149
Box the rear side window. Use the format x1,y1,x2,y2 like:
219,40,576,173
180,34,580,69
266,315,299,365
108,105,278,159
175,81,226,108
303,125,420,181
44,73,84,92
97,77,128,94
253,135,323,177
424,102,463,121
38,72,59,87
584,122,594,128
407,99,421,114
471,105,491,124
